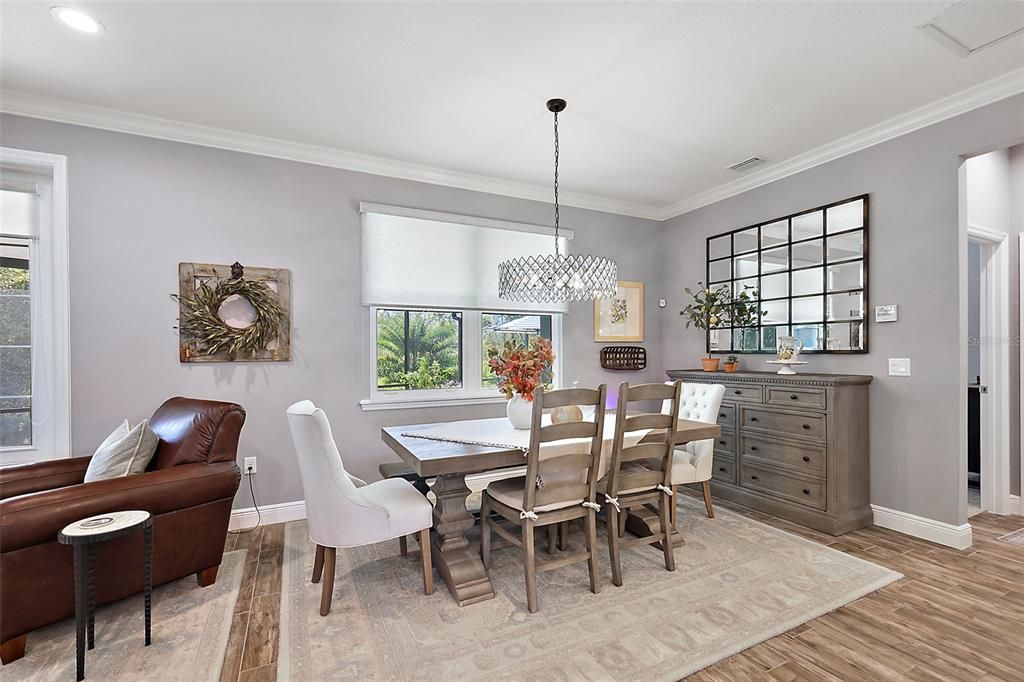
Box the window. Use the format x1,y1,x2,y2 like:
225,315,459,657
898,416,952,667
0,239,30,446
376,309,463,391
368,308,560,407
0,148,70,462
480,313,552,387
360,204,567,409
705,195,868,354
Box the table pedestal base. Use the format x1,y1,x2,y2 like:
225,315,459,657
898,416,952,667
624,504,683,547
430,474,495,606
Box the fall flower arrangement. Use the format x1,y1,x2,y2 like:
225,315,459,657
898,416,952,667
486,338,555,401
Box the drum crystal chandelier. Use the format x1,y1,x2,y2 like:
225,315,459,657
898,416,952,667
498,99,618,303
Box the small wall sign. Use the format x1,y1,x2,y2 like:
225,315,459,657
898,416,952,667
874,304,898,323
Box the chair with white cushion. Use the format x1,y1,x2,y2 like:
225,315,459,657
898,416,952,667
662,382,726,523
286,400,433,616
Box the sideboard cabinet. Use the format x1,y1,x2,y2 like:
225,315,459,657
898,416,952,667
666,369,872,535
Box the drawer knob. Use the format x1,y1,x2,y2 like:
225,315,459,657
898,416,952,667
750,417,759,422
750,446,759,452
790,394,799,400
718,467,727,473
750,475,759,481
733,390,742,395
802,456,811,462
719,413,727,419
802,424,811,430
803,489,811,495
718,440,727,446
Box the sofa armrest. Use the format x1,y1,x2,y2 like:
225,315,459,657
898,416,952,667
0,462,241,553
0,456,92,501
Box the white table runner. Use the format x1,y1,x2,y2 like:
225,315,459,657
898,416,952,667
402,413,650,475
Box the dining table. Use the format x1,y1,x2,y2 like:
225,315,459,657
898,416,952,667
381,413,721,605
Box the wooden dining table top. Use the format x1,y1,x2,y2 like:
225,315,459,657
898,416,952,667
382,416,721,478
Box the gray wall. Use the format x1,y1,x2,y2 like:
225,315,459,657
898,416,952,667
967,241,981,384
658,94,1024,526
1010,145,1024,497
0,113,664,509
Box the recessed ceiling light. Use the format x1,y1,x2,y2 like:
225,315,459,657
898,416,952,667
50,6,105,34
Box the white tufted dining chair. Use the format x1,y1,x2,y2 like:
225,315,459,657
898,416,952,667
286,400,434,616
662,382,726,522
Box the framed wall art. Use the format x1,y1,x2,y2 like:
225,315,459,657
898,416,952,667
594,280,644,342
175,261,291,363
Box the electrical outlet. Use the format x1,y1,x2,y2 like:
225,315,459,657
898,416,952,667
244,457,257,474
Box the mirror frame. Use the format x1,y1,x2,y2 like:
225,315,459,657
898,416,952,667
704,194,869,354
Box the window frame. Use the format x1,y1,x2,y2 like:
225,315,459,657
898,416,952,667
704,194,869,355
362,306,563,411
0,147,71,464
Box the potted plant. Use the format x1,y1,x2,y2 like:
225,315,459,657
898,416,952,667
487,337,555,429
680,282,731,372
723,354,739,373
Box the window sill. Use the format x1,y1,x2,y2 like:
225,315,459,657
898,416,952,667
360,394,508,412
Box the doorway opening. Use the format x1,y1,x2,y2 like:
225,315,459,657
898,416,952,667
963,148,1016,521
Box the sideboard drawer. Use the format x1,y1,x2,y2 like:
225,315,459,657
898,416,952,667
741,435,825,476
717,403,736,430
742,407,826,443
723,383,763,403
711,456,737,484
740,464,826,511
766,386,827,410
713,431,736,456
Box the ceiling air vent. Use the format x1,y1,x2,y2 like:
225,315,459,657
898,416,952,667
726,156,764,172
920,0,1024,56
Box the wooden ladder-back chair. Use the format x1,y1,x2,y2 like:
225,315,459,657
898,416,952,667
602,381,682,586
479,385,607,613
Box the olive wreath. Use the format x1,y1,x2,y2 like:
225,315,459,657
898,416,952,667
175,276,286,356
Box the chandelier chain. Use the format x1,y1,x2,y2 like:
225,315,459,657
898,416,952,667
553,110,560,255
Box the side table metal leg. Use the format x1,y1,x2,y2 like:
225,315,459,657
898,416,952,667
73,544,86,681
143,524,152,646
85,544,96,650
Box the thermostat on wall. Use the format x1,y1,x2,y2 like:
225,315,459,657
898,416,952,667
874,305,898,323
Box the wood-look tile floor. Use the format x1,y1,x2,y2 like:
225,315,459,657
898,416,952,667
219,494,1024,681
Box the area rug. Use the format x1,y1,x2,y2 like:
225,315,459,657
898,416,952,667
997,528,1024,545
278,498,901,681
0,550,245,681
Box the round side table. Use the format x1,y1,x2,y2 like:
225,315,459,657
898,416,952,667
58,510,153,681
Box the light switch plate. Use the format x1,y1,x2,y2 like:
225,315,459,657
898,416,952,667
875,304,898,323
888,358,911,377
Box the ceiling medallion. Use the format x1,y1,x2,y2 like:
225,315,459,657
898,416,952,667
498,99,618,304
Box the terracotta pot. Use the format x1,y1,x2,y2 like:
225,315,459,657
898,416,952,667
723,363,738,373
700,357,721,372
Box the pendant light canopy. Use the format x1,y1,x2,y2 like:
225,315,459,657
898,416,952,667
498,99,618,304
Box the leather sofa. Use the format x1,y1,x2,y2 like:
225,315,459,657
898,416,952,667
0,397,244,663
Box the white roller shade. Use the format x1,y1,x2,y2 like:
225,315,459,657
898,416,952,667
361,204,570,313
0,187,37,239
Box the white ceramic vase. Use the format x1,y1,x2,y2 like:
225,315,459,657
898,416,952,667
506,393,532,430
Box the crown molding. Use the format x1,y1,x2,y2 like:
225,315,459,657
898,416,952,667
4,68,1023,224
0,90,663,220
658,68,1024,220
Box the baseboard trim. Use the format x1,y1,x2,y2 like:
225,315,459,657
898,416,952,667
230,499,307,531
1010,494,1023,516
870,504,973,550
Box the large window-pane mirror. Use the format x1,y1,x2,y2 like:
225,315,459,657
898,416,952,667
703,194,867,353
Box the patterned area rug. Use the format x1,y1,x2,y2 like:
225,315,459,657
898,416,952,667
0,550,245,681
278,498,901,681
997,528,1024,545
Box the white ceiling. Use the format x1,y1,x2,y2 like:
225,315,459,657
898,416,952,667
2,1,1023,218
